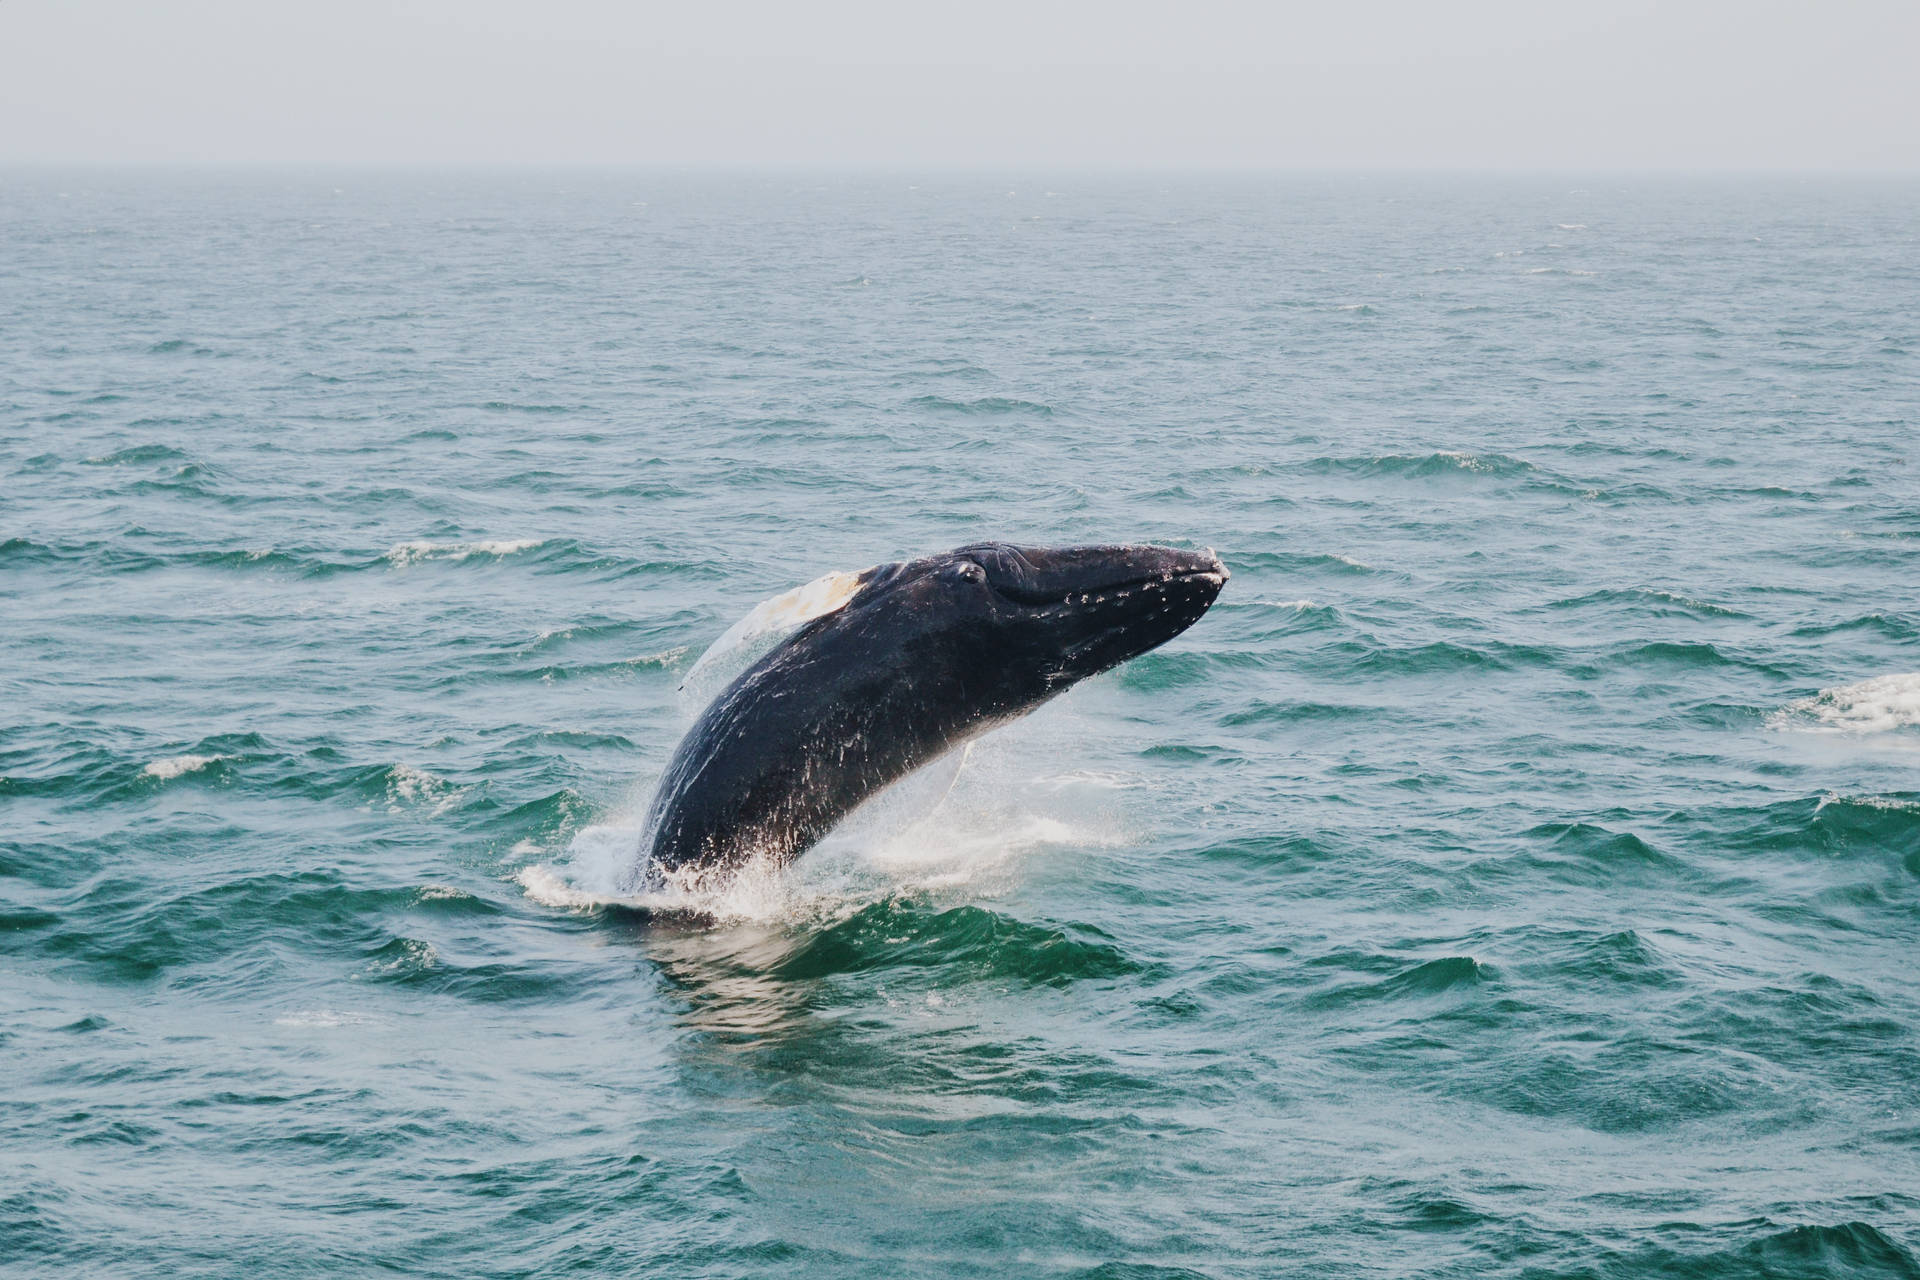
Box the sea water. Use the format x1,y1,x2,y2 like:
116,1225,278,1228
2,173,1918,1277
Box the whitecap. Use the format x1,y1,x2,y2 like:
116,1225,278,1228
361,938,437,976
623,646,689,670
143,753,222,780
1770,672,1920,735
1815,791,1920,813
386,764,465,815
383,538,543,567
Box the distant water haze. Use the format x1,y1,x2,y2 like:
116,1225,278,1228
2,0,1917,169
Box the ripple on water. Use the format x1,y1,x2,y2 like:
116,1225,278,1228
6,175,1920,1279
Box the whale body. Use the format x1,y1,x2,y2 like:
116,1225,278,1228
632,541,1227,887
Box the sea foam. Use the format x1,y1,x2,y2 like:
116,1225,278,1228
1771,672,1920,735
143,754,222,780
383,538,544,567
519,715,1124,925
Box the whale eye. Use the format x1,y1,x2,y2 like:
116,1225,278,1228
951,560,986,585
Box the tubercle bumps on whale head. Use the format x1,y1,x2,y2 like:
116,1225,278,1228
838,542,1225,618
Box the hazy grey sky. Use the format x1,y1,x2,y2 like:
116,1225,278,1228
3,0,1916,169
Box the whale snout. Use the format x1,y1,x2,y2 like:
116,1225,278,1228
1157,546,1228,589
978,542,1228,684
973,542,1228,605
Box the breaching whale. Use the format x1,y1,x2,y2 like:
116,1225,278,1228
631,541,1228,887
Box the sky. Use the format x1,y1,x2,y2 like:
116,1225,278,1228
2,0,1916,170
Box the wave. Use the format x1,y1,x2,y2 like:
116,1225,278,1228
1219,699,1401,728
379,764,469,816
1569,929,1682,989
1547,587,1747,619
1789,614,1918,641
35,868,508,986
11,535,669,582
1226,549,1384,576
142,754,224,781
1532,478,1678,503
1307,955,1492,1009
774,901,1138,987
1241,599,1347,638
1470,822,1693,888
490,789,597,857
1327,639,1559,677
82,443,188,466
1530,1221,1920,1280
1714,793,1920,871
1601,640,1786,675
116,546,335,577
382,538,546,567
1770,672,1920,735
906,394,1056,417
0,536,67,565
1303,451,1536,480
231,756,488,816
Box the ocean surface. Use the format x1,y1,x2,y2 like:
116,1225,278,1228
3,172,1918,1279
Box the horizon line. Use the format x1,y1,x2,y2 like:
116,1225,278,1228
5,161,1919,178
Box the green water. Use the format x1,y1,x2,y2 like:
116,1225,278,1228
3,173,1918,1278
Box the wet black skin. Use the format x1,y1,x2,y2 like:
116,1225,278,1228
633,542,1228,886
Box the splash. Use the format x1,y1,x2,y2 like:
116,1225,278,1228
518,713,1127,924
677,566,871,707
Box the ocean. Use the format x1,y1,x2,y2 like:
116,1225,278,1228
2,172,1917,1278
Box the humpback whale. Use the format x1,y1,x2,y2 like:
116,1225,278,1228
632,542,1228,887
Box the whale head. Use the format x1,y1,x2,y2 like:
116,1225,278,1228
840,541,1229,718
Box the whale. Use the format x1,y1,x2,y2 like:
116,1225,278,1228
631,541,1228,888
